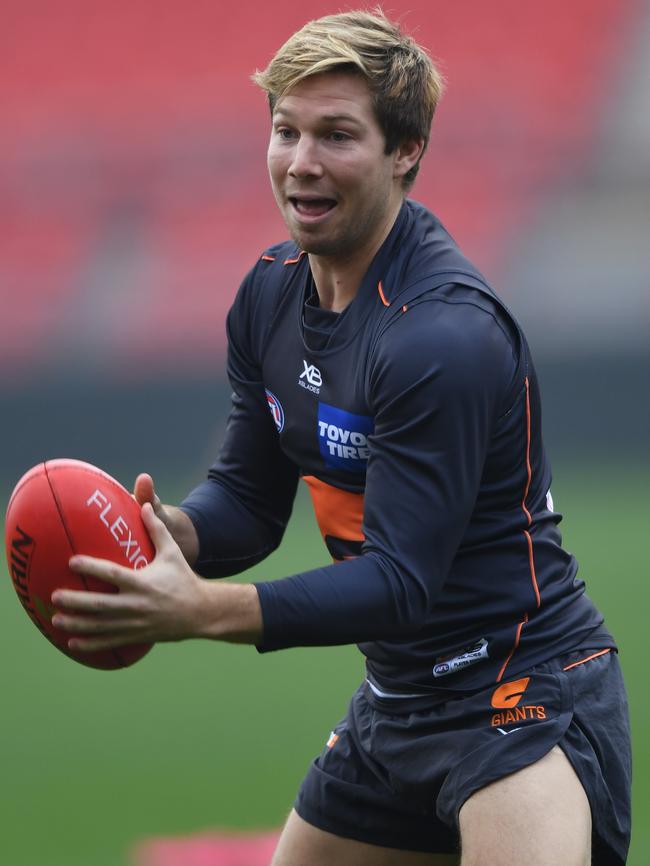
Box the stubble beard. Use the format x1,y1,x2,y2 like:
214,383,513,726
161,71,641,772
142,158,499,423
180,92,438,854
284,198,388,260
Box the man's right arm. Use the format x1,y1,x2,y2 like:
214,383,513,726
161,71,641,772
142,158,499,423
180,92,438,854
178,390,300,578
156,260,299,578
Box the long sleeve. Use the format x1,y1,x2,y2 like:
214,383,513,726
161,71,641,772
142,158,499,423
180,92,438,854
180,267,300,578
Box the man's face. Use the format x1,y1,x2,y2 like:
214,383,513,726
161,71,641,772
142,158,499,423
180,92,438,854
267,71,403,260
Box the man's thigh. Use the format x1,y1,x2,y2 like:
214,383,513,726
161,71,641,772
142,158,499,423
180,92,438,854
458,745,591,866
271,810,459,866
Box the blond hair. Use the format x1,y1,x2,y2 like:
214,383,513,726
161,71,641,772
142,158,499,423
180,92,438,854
253,9,444,188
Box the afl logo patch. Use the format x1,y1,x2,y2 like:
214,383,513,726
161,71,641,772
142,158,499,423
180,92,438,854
265,389,285,432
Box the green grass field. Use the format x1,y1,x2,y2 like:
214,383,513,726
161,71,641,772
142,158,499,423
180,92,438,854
1,462,647,866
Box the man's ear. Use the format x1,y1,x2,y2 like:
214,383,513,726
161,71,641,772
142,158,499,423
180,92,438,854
393,138,425,180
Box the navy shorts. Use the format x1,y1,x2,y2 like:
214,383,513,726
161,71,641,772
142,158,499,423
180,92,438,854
295,649,631,864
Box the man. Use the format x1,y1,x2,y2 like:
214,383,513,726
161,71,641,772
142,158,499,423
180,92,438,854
51,11,631,865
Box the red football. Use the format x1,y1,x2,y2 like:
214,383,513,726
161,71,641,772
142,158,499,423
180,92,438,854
5,459,155,670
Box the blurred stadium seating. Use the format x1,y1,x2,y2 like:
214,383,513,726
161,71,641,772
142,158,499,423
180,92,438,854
1,0,646,379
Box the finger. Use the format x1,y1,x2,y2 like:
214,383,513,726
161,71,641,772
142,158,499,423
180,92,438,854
68,554,139,589
141,501,175,554
67,633,147,652
133,473,159,509
52,612,143,634
51,586,128,611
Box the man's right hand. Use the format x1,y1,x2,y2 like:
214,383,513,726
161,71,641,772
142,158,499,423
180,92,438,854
133,473,200,566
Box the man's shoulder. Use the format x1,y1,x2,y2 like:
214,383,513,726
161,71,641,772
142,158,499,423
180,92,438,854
256,239,304,267
384,200,491,303
232,239,304,317
381,200,525,354
373,288,519,373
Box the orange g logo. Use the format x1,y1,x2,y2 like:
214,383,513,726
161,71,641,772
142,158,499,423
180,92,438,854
491,677,531,709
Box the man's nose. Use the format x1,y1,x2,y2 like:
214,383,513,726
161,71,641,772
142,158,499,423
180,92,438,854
288,136,324,178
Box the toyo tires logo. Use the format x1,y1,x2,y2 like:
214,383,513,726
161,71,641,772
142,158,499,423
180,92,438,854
317,403,373,472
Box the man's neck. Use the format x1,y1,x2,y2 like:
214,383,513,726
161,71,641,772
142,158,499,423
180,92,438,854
309,199,403,313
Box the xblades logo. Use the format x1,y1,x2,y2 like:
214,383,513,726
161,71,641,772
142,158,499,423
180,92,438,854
300,361,322,386
299,360,322,394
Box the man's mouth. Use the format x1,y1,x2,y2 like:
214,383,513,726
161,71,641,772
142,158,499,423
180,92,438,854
289,196,337,218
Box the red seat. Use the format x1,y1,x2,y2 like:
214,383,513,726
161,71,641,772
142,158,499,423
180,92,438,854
0,0,637,376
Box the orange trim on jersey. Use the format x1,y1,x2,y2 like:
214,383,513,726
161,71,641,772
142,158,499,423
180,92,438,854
524,530,541,608
497,378,543,682
261,254,276,262
302,476,365,543
562,648,611,672
284,251,306,265
522,377,541,608
496,613,528,683
377,281,390,306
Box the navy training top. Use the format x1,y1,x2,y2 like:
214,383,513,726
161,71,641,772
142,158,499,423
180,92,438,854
180,199,613,698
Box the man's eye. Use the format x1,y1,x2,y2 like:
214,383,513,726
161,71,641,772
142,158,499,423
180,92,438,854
329,131,351,143
276,128,296,140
